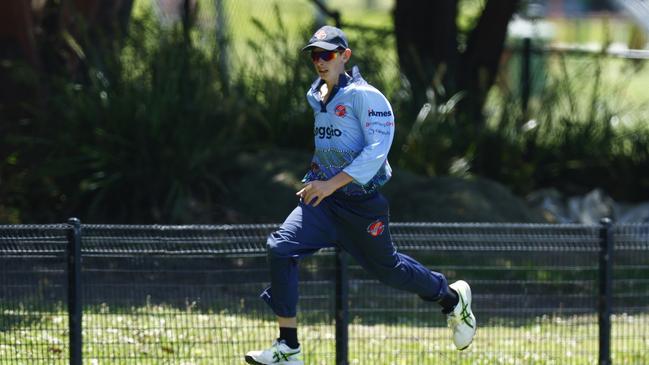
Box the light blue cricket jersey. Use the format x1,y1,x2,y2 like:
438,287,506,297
303,66,395,196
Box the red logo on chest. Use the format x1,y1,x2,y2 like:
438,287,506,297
335,104,346,117
367,220,385,237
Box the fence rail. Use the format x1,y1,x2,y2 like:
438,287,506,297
1,220,648,364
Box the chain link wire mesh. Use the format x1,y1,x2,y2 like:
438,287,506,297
0,225,69,364
611,224,649,361
79,224,336,364
1,223,648,364
349,223,603,364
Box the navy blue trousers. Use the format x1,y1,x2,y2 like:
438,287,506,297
261,192,449,317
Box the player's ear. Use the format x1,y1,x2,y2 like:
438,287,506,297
342,48,352,63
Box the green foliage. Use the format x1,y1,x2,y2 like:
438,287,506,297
2,3,649,224
0,5,389,223
55,14,239,223
2,8,239,223
397,49,649,201
232,5,315,150
475,52,649,199
397,91,470,177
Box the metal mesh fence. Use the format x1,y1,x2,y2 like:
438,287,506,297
0,225,69,364
611,224,649,362
349,223,603,364
1,222,648,364
78,224,336,364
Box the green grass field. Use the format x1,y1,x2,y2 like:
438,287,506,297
2,306,647,364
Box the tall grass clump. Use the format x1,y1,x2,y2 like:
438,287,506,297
396,47,649,201
482,50,649,200
228,5,315,151
7,6,241,223
1,4,393,224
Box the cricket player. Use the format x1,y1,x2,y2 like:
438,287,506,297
245,25,476,365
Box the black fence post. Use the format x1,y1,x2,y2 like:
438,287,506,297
67,218,82,365
335,248,349,365
598,218,613,365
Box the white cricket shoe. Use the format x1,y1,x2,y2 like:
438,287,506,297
245,340,304,365
447,280,476,350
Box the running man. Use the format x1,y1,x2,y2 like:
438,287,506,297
245,25,476,365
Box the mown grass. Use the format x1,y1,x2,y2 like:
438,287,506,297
2,306,647,364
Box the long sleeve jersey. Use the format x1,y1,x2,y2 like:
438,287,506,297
303,66,395,196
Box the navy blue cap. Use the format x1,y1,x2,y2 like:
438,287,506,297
302,25,349,51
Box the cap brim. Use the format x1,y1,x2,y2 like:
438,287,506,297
301,41,339,51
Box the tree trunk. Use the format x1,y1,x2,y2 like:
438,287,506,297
459,0,520,128
0,1,38,68
74,0,134,44
0,1,40,123
16,0,135,78
393,0,519,127
393,0,458,111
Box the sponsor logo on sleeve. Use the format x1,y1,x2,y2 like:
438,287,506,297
368,109,392,117
365,121,394,128
364,120,394,136
367,220,385,237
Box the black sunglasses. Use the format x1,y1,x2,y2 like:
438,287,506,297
310,50,343,62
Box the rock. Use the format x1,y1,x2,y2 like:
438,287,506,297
223,149,309,223
382,170,547,223
567,189,616,225
226,149,547,223
618,202,649,223
526,188,570,223
527,188,649,224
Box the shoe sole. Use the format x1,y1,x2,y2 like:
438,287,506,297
244,355,303,365
245,356,261,364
